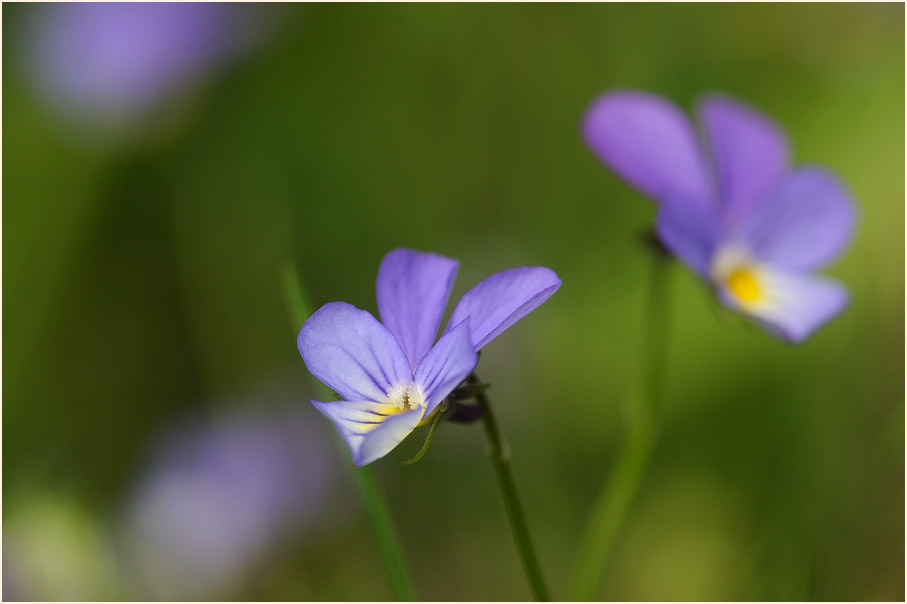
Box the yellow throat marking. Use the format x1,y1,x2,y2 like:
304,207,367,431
726,267,762,303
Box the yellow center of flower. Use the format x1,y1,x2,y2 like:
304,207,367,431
710,246,769,310
725,267,762,303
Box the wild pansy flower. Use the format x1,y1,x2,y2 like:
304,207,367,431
583,90,855,342
297,248,561,466
24,3,272,132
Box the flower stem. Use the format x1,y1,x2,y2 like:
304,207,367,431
569,246,673,601
470,373,552,601
281,262,418,601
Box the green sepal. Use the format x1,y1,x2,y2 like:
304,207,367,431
402,400,449,465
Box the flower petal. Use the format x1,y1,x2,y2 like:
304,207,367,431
719,269,849,343
447,266,561,350
376,248,459,371
582,90,713,206
655,194,722,278
414,320,478,415
698,94,790,217
355,408,425,466
736,168,856,271
311,400,423,466
298,302,411,403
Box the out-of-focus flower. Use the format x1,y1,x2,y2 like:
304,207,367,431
583,90,856,342
23,2,271,134
121,400,336,600
297,248,561,466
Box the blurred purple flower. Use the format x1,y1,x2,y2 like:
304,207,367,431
25,2,269,128
583,90,856,342
122,401,335,599
297,248,561,466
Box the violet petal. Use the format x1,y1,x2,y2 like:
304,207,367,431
737,168,856,271
582,90,713,206
447,266,561,350
298,302,411,403
719,270,849,343
655,194,722,278
376,248,459,371
699,94,790,217
414,320,478,415
311,400,423,466
354,408,425,466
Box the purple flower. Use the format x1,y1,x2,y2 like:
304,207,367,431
24,3,271,129
297,248,561,466
122,401,337,599
583,90,856,343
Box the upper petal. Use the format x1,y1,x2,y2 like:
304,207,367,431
311,400,423,466
376,248,459,371
655,194,722,278
582,90,713,206
735,168,856,271
446,266,561,351
414,320,478,415
718,268,849,343
698,94,790,217
298,302,412,403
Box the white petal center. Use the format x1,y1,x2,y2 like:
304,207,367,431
384,382,427,415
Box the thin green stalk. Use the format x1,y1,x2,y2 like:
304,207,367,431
280,262,418,601
470,373,551,601
569,248,672,601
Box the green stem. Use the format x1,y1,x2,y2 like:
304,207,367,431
569,248,673,601
470,373,552,601
280,262,418,601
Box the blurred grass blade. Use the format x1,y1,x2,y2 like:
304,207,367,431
353,465,418,600
280,261,418,601
280,262,312,332
569,249,673,600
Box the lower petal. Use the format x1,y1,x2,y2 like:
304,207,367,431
311,400,424,466
718,269,849,343
354,408,425,466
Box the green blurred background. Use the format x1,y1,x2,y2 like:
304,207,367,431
3,3,904,601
